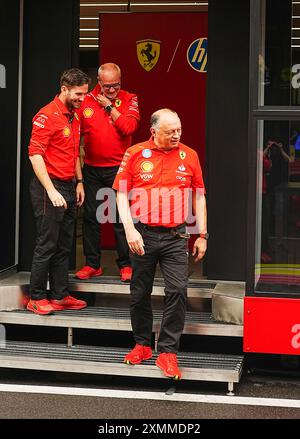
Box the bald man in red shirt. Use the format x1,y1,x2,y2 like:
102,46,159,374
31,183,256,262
113,109,207,380
75,63,140,282
27,68,89,315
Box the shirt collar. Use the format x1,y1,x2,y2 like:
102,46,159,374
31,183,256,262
148,137,180,151
91,84,101,99
53,95,73,116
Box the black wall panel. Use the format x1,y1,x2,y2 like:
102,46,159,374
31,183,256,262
206,0,250,280
17,0,250,279
19,0,79,270
0,0,20,271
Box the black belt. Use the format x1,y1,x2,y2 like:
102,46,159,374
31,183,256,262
138,222,190,239
143,223,184,232
33,175,74,187
50,177,75,186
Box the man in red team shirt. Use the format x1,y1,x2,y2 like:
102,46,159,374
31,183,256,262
113,109,207,379
75,63,140,282
27,68,89,315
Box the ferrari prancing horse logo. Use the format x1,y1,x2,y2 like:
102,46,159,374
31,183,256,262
137,39,161,72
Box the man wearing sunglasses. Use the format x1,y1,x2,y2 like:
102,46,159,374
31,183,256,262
76,63,140,282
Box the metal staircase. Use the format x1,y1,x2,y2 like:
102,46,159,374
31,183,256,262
0,272,244,394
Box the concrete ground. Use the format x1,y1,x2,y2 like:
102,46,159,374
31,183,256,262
0,368,299,420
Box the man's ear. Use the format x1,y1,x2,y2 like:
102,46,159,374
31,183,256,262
150,127,155,137
61,85,68,95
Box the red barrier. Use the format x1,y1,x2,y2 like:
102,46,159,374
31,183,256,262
244,296,300,355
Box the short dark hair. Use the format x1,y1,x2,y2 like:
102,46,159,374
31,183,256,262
60,68,90,88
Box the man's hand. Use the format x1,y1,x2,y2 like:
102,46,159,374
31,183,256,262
76,182,85,207
96,94,112,108
126,228,145,256
47,188,67,209
192,237,207,262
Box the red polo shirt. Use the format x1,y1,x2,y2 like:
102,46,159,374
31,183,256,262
77,85,140,167
113,139,205,227
28,96,80,181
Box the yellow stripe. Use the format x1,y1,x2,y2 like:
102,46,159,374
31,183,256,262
259,269,300,275
257,264,300,268
255,269,300,275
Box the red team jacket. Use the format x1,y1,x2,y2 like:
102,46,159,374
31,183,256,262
28,96,80,181
113,139,205,227
77,84,140,167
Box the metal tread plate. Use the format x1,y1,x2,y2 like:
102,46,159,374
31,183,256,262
0,307,243,337
0,341,244,382
68,275,216,289
68,278,214,298
0,272,215,298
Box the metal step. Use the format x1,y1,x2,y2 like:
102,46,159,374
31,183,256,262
0,307,243,337
0,272,216,299
0,341,244,388
68,275,215,298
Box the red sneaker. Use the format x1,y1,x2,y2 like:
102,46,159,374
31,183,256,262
155,353,182,380
124,344,152,365
49,295,87,310
75,266,103,280
21,294,30,308
120,266,132,282
27,299,55,315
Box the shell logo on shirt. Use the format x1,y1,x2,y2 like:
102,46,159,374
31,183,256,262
141,161,154,172
62,126,71,137
83,108,94,118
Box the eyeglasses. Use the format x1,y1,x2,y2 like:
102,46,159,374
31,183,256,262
101,83,121,91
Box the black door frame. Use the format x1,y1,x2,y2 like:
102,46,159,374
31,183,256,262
247,0,300,296
0,0,23,274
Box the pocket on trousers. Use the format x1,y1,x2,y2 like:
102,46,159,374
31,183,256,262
30,180,47,217
54,206,66,223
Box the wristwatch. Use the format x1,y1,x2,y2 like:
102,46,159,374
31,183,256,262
76,179,84,184
105,104,114,113
199,232,209,240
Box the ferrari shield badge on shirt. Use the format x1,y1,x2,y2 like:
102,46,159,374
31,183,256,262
179,150,186,160
137,39,161,72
